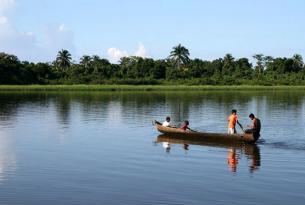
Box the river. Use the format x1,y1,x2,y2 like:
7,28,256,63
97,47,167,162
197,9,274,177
0,90,304,205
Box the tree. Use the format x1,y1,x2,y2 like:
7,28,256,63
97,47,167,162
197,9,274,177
2,47,305,85
118,56,154,79
91,56,111,77
169,44,190,69
222,54,235,75
235,58,253,79
0,53,22,84
56,49,72,70
253,54,265,77
151,60,167,79
265,57,292,74
189,59,206,78
292,54,303,72
264,56,274,67
32,63,53,84
80,55,92,71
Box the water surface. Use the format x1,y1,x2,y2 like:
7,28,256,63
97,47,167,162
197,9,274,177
0,90,304,205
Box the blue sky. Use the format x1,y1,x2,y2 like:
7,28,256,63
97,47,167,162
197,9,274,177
0,0,305,62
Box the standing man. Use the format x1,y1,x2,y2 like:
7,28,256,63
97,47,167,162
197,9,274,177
227,109,243,134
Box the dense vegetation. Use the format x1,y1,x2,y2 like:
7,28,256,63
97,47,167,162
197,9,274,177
1,44,305,85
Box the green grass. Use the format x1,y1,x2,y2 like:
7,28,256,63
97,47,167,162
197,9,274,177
0,84,305,91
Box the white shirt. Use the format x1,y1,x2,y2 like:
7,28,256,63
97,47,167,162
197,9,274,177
162,142,170,149
162,121,170,127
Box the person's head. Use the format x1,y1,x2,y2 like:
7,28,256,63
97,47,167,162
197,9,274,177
231,109,237,115
249,113,255,120
184,120,189,126
166,116,170,122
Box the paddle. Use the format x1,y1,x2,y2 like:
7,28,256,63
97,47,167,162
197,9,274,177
237,121,245,133
187,127,199,132
153,120,162,125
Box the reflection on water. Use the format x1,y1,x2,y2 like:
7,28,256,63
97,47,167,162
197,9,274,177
161,141,190,154
0,91,304,205
227,148,238,172
0,91,305,130
0,130,16,183
156,134,261,173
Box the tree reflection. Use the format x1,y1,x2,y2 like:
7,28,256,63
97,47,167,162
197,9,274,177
0,92,49,126
0,130,16,183
53,94,71,127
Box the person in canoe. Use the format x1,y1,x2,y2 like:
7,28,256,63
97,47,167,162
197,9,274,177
162,116,171,127
162,117,172,153
227,109,243,134
180,120,190,131
246,113,261,135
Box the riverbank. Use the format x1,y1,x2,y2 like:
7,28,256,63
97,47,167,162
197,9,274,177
1,85,305,91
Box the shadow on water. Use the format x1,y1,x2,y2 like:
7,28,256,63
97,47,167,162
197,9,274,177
156,134,261,173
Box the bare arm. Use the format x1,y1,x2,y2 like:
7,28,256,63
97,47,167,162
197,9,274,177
237,120,244,131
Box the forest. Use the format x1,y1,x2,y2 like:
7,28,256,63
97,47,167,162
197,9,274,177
1,44,305,85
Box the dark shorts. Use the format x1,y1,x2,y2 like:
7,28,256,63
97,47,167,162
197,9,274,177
245,129,260,141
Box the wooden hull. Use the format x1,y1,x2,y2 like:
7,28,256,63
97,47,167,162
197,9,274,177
155,121,259,143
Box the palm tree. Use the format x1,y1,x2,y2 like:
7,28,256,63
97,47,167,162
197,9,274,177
292,54,303,71
223,54,235,68
169,44,190,69
91,55,102,74
56,49,72,70
222,54,235,75
80,55,92,73
80,55,92,68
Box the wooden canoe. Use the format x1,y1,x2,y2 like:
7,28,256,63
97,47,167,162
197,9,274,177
155,120,260,143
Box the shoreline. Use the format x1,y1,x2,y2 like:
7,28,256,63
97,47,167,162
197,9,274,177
0,85,305,91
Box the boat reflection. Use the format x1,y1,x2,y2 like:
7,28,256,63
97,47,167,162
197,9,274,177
161,141,189,153
156,134,261,173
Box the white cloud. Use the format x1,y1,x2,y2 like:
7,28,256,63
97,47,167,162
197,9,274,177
0,0,148,63
0,0,15,13
0,16,7,24
0,17,37,59
38,24,75,61
58,24,67,32
107,47,129,62
106,43,149,63
0,0,75,62
0,0,14,25
134,43,148,58
0,12,75,62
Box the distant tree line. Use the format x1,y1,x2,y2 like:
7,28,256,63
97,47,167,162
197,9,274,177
1,44,305,85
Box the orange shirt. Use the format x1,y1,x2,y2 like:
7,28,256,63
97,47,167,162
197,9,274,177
228,150,238,172
228,114,238,128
